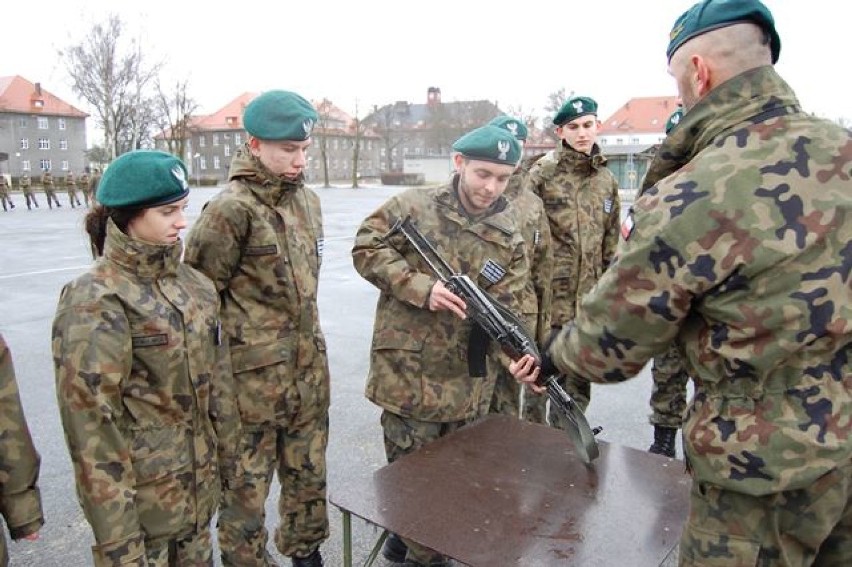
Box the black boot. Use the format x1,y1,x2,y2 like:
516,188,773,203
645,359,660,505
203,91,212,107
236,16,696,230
648,426,677,458
291,549,323,567
382,533,408,563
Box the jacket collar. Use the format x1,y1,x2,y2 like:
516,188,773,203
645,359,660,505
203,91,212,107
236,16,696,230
103,219,182,278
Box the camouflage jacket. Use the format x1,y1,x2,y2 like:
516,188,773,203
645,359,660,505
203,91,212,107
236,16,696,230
18,175,31,189
504,154,553,342
52,221,240,565
352,177,532,422
551,66,852,496
77,173,90,189
64,174,75,188
40,172,53,188
0,333,44,563
525,142,620,326
184,145,329,427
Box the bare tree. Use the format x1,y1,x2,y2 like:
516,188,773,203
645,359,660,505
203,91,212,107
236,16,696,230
505,104,539,132
60,14,160,160
367,104,412,172
543,88,573,140
313,98,336,188
154,79,198,159
349,101,370,189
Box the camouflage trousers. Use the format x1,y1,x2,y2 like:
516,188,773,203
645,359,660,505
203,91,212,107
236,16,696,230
90,529,213,567
218,421,329,566
43,189,60,208
66,187,82,207
21,188,38,209
679,460,852,566
381,410,471,565
489,362,548,424
649,344,689,428
144,528,214,567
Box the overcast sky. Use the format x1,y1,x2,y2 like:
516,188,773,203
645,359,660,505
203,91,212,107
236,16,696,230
3,0,848,135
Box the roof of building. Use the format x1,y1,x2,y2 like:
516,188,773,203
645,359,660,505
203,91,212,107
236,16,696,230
190,92,255,130
0,75,89,118
598,96,679,136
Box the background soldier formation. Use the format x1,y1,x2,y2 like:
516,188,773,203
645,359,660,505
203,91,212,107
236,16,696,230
4,0,849,566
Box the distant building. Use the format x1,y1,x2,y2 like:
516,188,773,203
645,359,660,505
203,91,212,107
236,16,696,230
0,75,89,178
364,87,503,174
597,96,679,190
154,93,381,184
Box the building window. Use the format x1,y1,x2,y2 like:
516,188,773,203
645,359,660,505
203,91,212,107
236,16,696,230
60,139,68,150
224,145,231,157
616,138,624,145
199,136,206,148
39,159,50,171
200,157,207,170
19,117,28,128
38,138,50,150
20,139,29,150
22,160,31,171
631,137,640,144
381,148,386,157
234,133,242,145
214,156,221,169
212,134,219,146
58,118,67,130
38,117,49,129
61,160,69,171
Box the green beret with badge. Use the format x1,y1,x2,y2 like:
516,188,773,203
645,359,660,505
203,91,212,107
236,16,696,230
97,150,190,209
667,0,781,63
553,96,598,126
243,90,319,141
488,115,529,141
452,125,521,166
665,107,684,134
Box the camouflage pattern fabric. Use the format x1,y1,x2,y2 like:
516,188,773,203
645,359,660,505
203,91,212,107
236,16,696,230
680,460,851,565
18,174,38,209
380,410,469,565
493,154,552,423
184,144,330,563
143,527,213,566
0,177,12,211
551,65,851,512
525,140,620,415
64,173,81,207
41,172,60,208
0,333,44,567
52,221,240,567
351,176,531,423
649,344,689,428
78,173,92,207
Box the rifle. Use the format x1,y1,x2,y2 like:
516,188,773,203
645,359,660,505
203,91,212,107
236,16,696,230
385,215,600,463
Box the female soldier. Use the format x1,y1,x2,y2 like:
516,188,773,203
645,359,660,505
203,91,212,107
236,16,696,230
52,150,240,566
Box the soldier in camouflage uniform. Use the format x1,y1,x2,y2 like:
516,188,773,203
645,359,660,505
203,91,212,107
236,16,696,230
352,125,530,567
514,1,852,564
41,169,61,209
486,115,553,424
0,333,44,567
647,106,690,459
78,169,91,207
18,173,38,210
524,96,620,417
0,175,14,211
64,171,82,208
52,150,241,567
89,168,102,207
184,91,330,567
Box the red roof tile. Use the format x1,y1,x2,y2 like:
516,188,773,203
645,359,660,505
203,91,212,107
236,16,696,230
0,75,88,117
598,96,679,136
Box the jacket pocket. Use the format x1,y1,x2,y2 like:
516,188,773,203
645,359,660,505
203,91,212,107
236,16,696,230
230,339,296,425
130,426,194,540
367,336,424,413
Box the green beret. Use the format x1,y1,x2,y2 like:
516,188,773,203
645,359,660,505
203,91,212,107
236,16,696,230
667,0,780,63
97,150,190,209
243,90,318,141
488,115,528,141
553,96,598,126
452,125,521,166
665,107,684,134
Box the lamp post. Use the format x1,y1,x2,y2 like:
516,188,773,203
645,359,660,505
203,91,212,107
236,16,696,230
15,152,21,178
193,153,201,187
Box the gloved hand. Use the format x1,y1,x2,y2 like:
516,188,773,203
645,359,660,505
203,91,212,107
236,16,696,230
537,326,563,378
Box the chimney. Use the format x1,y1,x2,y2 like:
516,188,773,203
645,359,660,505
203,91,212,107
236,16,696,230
427,87,441,107
35,82,42,96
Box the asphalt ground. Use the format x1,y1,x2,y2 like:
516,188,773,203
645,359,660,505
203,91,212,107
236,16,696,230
0,184,684,566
